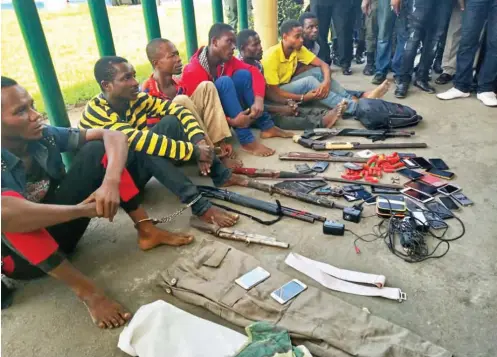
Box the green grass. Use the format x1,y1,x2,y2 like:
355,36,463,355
1,2,212,113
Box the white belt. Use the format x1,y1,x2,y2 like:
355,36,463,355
285,253,407,302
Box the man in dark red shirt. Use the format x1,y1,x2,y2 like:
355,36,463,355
181,23,293,157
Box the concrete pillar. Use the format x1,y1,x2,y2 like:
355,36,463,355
253,0,278,51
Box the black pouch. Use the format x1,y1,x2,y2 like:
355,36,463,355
274,180,327,194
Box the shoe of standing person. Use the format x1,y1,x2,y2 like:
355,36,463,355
395,82,409,98
433,61,443,74
435,73,453,85
413,79,436,94
372,73,386,84
363,52,375,76
477,92,497,107
342,67,352,75
436,87,470,100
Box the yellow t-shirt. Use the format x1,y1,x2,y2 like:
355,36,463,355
262,43,316,86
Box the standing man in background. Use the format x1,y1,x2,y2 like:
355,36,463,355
361,0,378,76
223,0,253,30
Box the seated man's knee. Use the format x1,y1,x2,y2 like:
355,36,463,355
197,81,217,92
173,94,190,105
305,77,321,90
155,115,182,133
215,76,236,92
232,69,251,82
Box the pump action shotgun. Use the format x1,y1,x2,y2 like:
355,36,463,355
293,135,428,151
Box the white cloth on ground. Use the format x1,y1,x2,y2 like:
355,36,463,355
118,300,247,357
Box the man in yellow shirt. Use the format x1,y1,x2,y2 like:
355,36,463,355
262,20,390,117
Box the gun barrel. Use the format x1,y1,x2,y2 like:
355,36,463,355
218,229,289,248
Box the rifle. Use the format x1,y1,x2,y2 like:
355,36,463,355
247,180,346,211
279,152,369,163
233,167,317,179
190,217,289,249
301,128,415,142
198,186,326,223
293,135,428,151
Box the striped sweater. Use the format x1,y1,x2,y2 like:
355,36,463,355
79,93,204,161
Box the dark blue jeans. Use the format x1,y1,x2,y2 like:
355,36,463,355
375,0,408,76
398,0,454,83
455,0,497,93
215,70,274,145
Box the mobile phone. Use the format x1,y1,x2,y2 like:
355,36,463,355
419,174,446,188
427,168,455,180
397,153,417,158
355,189,373,201
411,157,433,169
235,267,271,290
343,184,364,193
404,180,438,195
270,279,307,304
423,211,449,229
397,168,424,180
425,201,454,219
405,197,425,212
371,186,400,194
437,184,461,196
364,196,378,205
439,196,460,211
401,188,434,204
401,158,420,169
429,158,449,170
451,192,473,206
344,194,361,202
376,195,406,212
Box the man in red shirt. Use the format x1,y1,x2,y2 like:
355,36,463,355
181,23,293,157
142,38,242,168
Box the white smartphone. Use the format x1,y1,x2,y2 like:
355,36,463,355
270,279,307,304
235,267,270,290
401,188,434,204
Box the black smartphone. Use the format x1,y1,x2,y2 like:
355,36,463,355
397,153,417,158
423,212,449,229
411,157,433,169
427,168,455,180
425,201,454,219
429,158,449,170
404,180,438,195
437,184,461,196
397,168,424,180
439,196,459,211
401,158,421,169
371,186,401,194
451,192,473,206
343,184,364,193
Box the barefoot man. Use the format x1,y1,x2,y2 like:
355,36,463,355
262,20,390,126
1,76,193,328
237,29,345,130
142,38,242,168
79,56,247,228
181,23,293,157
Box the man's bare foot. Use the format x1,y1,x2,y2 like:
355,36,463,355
221,173,250,187
221,156,244,169
323,100,347,128
136,223,194,251
364,79,391,99
80,289,132,329
260,126,294,139
241,142,275,156
199,206,239,227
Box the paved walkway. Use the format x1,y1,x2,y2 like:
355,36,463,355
2,70,496,357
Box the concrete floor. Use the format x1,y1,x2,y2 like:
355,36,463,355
2,70,497,357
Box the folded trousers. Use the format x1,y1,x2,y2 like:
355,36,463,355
159,240,452,357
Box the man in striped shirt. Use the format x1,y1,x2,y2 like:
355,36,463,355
80,56,246,227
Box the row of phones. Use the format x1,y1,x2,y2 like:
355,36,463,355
402,157,449,170
235,267,307,304
401,186,472,207
397,167,454,181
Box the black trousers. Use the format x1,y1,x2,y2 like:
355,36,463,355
1,141,141,280
311,0,356,66
398,0,454,83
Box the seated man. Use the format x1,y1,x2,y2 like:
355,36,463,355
262,20,390,120
237,29,343,130
79,56,247,228
142,38,242,168
1,77,193,328
181,23,292,157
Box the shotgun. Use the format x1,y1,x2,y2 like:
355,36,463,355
301,128,415,141
247,180,346,210
198,186,326,223
233,167,317,179
190,217,289,249
293,135,428,151
279,152,369,163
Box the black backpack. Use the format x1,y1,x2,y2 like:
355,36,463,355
355,99,423,130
